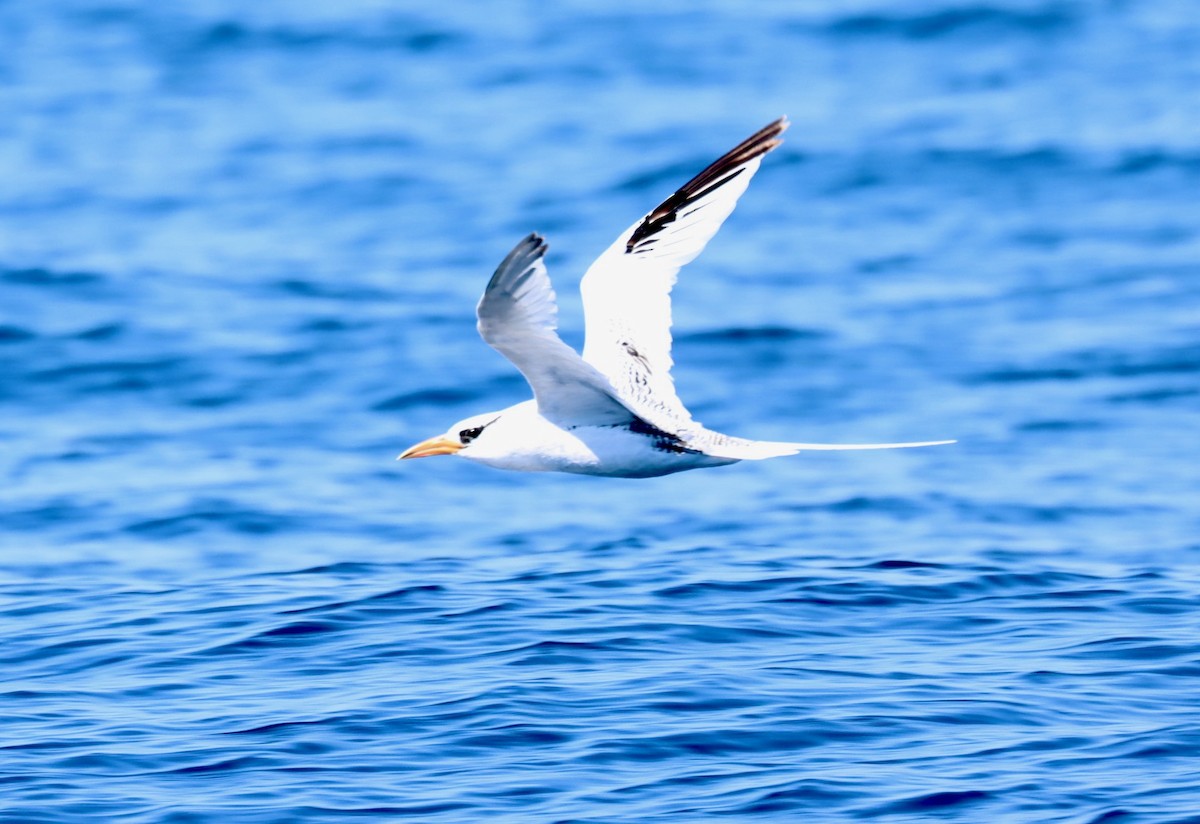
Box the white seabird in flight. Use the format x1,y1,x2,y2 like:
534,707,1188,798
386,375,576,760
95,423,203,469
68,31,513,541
400,117,953,477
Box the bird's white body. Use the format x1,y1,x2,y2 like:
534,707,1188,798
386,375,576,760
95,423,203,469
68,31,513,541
399,119,953,477
462,401,737,478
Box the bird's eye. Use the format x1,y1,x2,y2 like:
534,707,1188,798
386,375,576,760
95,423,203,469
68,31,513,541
458,426,484,444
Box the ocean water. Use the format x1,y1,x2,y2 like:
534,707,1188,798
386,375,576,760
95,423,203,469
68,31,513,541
3,1,1200,821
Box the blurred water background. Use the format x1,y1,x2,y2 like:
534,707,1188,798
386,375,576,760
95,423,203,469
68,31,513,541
3,1,1200,821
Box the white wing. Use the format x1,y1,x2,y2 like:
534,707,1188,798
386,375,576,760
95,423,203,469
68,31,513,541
580,118,789,432
476,234,633,426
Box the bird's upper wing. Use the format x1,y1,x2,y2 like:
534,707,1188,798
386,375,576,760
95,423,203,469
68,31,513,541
580,117,788,432
477,233,634,426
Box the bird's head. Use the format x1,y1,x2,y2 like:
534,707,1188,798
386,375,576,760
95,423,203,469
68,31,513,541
397,411,501,461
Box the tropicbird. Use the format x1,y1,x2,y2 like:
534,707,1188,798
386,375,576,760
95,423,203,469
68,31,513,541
400,117,953,477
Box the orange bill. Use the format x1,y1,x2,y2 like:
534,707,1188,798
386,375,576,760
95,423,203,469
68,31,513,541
397,436,463,460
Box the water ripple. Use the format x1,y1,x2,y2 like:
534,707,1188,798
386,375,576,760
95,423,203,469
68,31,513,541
4,0,1200,820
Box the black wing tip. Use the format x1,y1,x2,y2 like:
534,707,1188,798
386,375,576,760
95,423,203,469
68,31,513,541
512,232,548,257
689,116,789,191
748,116,790,151
502,232,548,265
766,114,790,134
624,118,788,253
488,232,549,291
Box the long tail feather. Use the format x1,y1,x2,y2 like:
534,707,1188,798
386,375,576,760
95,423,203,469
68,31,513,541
701,438,956,460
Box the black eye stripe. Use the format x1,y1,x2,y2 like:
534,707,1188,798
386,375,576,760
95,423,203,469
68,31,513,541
459,426,485,444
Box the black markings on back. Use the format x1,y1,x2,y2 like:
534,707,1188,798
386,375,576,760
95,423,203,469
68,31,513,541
622,341,650,371
628,417,699,454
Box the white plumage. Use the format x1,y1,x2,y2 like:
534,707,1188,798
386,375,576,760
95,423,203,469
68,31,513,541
399,118,954,477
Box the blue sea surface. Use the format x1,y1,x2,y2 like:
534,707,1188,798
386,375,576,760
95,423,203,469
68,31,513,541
3,1,1200,821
